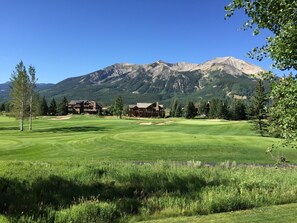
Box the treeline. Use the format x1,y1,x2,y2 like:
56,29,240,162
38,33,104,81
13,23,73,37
170,98,248,120
0,96,69,116
170,79,270,138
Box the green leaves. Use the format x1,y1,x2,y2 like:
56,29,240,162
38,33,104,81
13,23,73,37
249,79,268,136
10,61,37,131
226,0,297,71
226,0,297,147
113,96,123,118
183,101,197,119
269,75,297,147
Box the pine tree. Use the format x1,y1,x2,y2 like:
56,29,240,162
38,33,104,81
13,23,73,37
216,99,224,119
39,96,48,116
0,103,5,112
5,103,10,112
221,100,230,120
205,102,210,117
249,79,268,136
183,101,197,119
113,96,123,118
28,66,37,130
209,98,219,118
230,99,247,120
175,104,183,117
48,98,57,116
57,97,69,115
170,99,178,117
10,61,30,131
197,100,207,115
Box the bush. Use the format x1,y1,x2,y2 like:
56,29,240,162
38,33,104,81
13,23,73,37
55,201,119,223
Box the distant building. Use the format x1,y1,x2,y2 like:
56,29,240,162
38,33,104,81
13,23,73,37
129,102,165,117
68,100,101,114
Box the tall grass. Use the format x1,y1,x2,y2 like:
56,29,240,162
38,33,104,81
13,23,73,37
0,161,297,222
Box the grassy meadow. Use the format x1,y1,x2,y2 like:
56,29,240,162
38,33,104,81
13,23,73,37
141,203,297,223
1,161,297,222
0,115,297,222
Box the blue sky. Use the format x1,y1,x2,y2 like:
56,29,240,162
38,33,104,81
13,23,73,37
0,0,276,83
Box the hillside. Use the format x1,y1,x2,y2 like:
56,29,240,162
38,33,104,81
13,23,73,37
3,57,268,105
0,82,54,103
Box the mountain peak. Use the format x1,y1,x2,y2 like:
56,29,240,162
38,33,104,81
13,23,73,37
153,60,173,66
36,56,268,105
198,56,266,75
156,60,167,64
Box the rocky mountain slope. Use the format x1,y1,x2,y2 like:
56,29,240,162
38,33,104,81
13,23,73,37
5,57,267,105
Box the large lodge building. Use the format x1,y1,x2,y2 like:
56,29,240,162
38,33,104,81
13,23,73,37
68,100,165,117
128,102,165,118
68,100,101,115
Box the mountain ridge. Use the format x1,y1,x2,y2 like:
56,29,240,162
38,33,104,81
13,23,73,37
0,83,54,103
77,56,265,86
1,57,268,105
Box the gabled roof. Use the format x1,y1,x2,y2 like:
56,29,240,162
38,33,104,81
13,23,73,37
69,100,85,105
129,102,164,109
136,103,154,108
128,104,137,109
68,100,101,106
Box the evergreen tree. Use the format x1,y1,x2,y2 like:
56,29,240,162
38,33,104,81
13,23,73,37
113,96,123,118
216,99,224,119
28,66,37,131
57,97,69,115
5,103,10,112
183,101,197,119
207,98,229,119
39,96,48,116
197,100,207,115
230,99,247,120
249,79,268,136
0,103,5,112
209,98,219,118
123,105,129,116
205,101,210,117
221,100,230,120
170,99,178,117
10,61,30,131
175,104,183,117
48,98,57,116
32,93,40,118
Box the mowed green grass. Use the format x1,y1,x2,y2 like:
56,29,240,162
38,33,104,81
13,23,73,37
0,115,295,164
140,203,297,223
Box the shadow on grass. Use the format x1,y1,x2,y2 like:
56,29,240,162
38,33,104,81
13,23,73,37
0,175,129,217
0,170,210,220
0,127,19,131
35,126,108,133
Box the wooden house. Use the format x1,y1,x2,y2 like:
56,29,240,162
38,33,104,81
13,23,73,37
68,100,101,114
129,102,165,117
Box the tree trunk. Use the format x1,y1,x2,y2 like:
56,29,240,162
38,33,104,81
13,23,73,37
29,96,32,131
20,103,24,131
20,117,23,131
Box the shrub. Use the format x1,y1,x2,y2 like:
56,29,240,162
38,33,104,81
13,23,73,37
55,201,119,223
